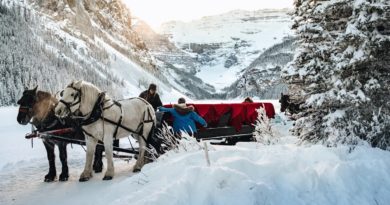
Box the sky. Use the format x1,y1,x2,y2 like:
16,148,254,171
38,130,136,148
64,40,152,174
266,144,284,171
123,0,294,29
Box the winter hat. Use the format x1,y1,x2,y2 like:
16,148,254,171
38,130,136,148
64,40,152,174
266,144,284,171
148,83,157,91
174,103,194,115
178,97,186,104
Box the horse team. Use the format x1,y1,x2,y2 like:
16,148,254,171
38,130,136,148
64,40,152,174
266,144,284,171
17,81,158,182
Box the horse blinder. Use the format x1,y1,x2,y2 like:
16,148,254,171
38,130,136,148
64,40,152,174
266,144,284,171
73,92,79,101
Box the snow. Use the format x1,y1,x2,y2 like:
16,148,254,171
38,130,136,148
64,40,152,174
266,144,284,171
1,104,390,205
195,64,244,90
159,9,293,91
94,38,187,103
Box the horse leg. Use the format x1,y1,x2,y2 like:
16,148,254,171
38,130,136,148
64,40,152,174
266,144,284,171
79,137,98,182
58,142,69,181
134,123,153,172
93,143,104,173
133,135,145,173
103,136,114,180
43,140,56,182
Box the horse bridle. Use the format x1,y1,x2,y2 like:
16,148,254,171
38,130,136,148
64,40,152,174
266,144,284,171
18,93,37,118
59,83,82,114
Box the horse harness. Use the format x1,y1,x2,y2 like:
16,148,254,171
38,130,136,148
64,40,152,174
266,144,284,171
67,90,154,144
18,92,37,120
35,111,60,131
19,92,59,131
59,84,82,112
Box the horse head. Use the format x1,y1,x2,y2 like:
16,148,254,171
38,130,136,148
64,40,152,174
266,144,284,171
17,86,59,125
55,80,102,118
17,86,38,125
279,93,290,113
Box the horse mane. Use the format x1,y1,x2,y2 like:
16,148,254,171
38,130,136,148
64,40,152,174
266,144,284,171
33,90,58,122
75,81,112,114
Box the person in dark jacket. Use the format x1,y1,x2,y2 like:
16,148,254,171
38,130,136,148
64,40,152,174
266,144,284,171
243,97,254,103
139,83,163,111
158,97,207,136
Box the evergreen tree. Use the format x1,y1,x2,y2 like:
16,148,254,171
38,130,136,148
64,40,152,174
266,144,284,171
282,0,390,149
0,1,125,106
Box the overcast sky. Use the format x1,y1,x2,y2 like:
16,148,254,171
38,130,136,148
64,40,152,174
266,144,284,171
123,0,294,28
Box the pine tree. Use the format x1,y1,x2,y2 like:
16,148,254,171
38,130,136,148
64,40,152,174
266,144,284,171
0,1,126,105
282,0,390,149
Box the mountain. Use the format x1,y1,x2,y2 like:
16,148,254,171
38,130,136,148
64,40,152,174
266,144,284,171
159,9,294,93
0,1,296,105
132,18,216,98
224,37,297,99
0,0,126,105
0,0,214,106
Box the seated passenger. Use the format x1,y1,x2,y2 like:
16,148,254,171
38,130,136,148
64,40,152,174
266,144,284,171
158,98,207,136
243,97,254,103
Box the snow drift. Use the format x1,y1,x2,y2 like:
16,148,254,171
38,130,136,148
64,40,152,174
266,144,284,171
1,106,390,205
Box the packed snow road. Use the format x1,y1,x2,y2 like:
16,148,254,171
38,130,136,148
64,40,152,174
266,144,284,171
1,106,390,205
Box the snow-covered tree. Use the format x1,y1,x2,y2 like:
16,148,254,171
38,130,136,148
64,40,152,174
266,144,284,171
282,0,390,149
0,1,125,105
253,107,279,145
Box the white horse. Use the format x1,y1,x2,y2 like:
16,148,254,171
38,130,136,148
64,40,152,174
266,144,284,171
55,80,156,181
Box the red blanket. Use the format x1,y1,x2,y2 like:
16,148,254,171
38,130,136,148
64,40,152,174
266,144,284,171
163,102,275,131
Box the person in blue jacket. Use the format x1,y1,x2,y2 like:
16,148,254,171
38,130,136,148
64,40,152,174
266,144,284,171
158,97,207,136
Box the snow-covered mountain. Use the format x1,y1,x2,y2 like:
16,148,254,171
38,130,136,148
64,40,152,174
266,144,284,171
0,0,216,106
159,9,294,93
225,37,297,99
0,0,296,105
132,18,216,98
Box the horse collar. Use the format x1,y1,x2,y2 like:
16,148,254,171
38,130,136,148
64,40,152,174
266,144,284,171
79,92,107,126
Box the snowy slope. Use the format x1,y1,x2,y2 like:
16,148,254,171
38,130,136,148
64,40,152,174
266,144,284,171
159,9,294,91
95,37,186,103
225,37,296,99
131,18,216,99
1,104,390,205
0,0,196,106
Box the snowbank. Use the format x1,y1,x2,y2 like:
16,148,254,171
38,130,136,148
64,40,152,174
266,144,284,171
1,107,390,205
102,141,390,205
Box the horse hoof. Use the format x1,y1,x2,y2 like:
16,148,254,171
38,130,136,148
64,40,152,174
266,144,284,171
44,174,56,182
103,176,113,180
44,178,55,182
59,177,68,182
59,177,69,181
133,168,141,173
93,168,103,173
93,163,103,173
79,177,90,182
59,173,69,181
